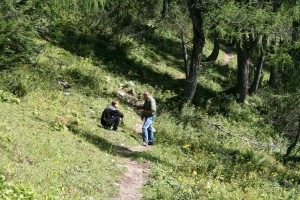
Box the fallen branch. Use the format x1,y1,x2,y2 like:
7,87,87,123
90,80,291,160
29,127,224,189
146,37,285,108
206,121,271,150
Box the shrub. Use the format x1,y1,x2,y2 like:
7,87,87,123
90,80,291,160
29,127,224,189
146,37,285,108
0,90,21,104
0,174,37,199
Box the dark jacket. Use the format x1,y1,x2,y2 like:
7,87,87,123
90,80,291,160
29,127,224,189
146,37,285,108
101,106,124,126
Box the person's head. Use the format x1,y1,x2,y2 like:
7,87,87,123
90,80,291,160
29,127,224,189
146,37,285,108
112,99,119,108
143,91,150,100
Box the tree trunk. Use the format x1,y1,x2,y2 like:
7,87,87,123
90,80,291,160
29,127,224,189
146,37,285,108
249,35,267,95
162,0,169,18
267,1,281,89
269,65,278,88
236,35,249,105
292,21,299,42
205,29,219,62
184,0,205,105
268,39,278,88
285,115,300,157
180,28,189,78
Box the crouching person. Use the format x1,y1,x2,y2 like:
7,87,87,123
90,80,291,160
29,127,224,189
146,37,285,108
101,99,124,132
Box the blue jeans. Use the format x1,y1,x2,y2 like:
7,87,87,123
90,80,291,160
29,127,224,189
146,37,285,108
142,115,154,143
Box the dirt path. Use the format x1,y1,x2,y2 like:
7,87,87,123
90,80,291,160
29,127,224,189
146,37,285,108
221,46,234,66
221,53,234,66
113,158,149,200
112,122,151,200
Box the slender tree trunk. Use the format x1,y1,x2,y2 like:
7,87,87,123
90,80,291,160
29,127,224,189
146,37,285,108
236,35,249,105
184,0,205,105
180,29,189,78
249,35,267,95
162,0,169,18
268,39,278,88
268,1,281,89
292,21,299,42
205,29,219,62
286,115,300,156
269,66,278,88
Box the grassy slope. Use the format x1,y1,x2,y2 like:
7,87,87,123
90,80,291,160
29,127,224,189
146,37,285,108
0,41,152,199
0,92,140,198
1,28,300,199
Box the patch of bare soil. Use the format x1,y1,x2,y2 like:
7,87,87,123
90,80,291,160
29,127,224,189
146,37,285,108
112,122,151,200
174,72,186,79
221,46,234,66
221,53,234,66
112,158,150,200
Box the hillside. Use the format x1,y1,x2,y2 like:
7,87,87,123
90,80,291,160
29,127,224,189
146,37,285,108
0,40,157,198
1,1,300,199
0,33,299,199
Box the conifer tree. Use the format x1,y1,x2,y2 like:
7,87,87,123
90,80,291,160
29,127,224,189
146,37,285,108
0,0,38,69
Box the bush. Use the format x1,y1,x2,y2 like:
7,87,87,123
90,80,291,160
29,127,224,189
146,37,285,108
0,72,30,98
0,90,21,104
179,104,203,128
0,1,39,70
0,174,36,199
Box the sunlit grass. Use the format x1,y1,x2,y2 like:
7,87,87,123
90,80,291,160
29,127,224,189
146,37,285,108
0,42,150,198
1,24,300,199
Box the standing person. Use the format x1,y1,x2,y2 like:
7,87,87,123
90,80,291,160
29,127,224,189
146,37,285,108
101,99,124,132
138,91,156,146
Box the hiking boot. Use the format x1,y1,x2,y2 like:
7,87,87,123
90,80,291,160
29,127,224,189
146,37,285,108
103,126,111,130
113,128,121,132
148,142,154,145
142,142,148,147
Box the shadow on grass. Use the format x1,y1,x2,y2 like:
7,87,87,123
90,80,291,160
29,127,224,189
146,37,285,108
47,24,232,112
50,26,188,97
192,63,237,110
137,31,184,70
68,124,172,167
195,135,300,187
192,83,219,107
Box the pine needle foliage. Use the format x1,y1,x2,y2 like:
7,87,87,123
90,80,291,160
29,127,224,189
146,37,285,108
51,0,106,12
0,0,39,70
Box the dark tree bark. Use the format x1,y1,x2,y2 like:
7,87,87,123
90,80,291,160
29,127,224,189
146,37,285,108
184,0,205,105
268,1,282,89
272,0,282,12
249,35,267,95
204,29,220,62
269,65,278,88
236,32,258,104
162,0,170,18
180,29,189,78
285,115,300,157
292,21,299,42
236,35,250,104
268,39,278,88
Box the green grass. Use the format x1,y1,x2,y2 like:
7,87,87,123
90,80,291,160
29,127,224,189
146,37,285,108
142,112,300,200
1,25,300,200
0,93,132,199
0,42,154,199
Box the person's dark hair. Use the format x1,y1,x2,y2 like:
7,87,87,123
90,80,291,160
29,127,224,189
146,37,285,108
112,99,118,106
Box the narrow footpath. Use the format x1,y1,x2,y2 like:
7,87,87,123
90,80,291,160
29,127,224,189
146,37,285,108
112,123,152,200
